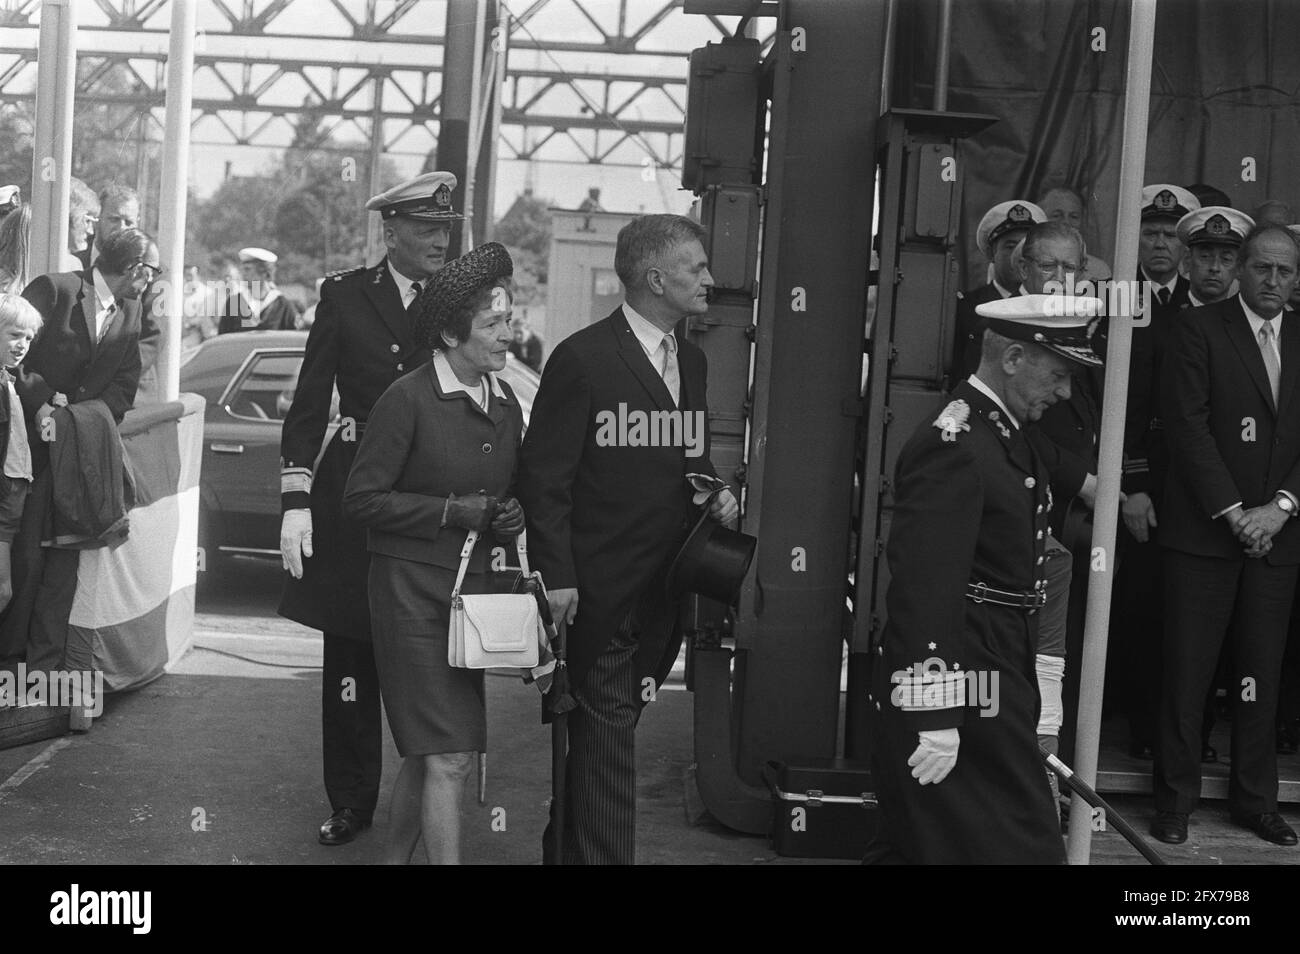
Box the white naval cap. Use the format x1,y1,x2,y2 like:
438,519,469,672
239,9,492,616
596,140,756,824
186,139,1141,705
976,293,1104,366
238,246,278,264
0,184,18,209
365,171,463,221
1141,184,1200,221
976,200,1047,257
1176,206,1254,247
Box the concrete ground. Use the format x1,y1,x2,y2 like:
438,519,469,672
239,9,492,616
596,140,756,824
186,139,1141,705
0,557,1296,866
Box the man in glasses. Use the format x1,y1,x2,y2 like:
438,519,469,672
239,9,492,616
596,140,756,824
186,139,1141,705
0,228,153,665
78,184,162,398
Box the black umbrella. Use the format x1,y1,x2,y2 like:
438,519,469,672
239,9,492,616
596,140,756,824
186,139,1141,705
1040,745,1166,865
533,586,576,865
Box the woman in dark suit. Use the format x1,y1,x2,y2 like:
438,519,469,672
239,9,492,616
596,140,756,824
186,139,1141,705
343,242,525,864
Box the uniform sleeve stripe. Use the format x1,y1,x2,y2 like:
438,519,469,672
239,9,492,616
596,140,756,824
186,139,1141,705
281,472,312,495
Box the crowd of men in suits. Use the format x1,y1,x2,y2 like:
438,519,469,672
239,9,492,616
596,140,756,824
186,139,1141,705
951,184,1300,849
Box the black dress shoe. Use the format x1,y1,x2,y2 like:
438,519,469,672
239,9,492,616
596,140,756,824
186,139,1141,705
1201,744,1217,763
1230,811,1298,846
318,808,371,846
1149,811,1188,844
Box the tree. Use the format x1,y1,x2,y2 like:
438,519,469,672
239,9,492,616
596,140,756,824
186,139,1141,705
494,191,553,305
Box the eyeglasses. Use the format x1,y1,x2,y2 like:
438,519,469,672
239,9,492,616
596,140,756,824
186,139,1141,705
131,261,163,280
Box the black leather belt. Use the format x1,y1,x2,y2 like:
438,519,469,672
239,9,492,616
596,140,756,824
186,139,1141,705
966,581,1047,610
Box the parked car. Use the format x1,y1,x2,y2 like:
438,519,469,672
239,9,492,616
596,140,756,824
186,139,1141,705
181,330,541,572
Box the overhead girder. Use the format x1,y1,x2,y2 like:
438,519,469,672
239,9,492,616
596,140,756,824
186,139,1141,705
0,0,770,172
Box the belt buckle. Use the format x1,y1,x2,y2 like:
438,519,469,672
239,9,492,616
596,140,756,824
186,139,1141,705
969,582,987,604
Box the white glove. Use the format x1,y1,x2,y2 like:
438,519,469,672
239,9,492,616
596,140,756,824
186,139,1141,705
280,508,313,579
708,488,739,525
908,728,960,785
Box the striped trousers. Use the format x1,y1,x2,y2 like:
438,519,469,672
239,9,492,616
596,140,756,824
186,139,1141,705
551,625,641,864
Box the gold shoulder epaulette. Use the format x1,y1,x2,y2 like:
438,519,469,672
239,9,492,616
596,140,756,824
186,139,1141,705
326,265,365,282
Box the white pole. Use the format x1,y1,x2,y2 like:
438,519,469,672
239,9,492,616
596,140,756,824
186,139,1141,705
1066,0,1158,865
28,0,77,278
155,0,197,403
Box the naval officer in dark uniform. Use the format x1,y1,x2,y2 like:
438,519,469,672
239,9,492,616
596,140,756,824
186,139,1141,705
952,200,1046,380
278,171,461,846
865,293,1103,865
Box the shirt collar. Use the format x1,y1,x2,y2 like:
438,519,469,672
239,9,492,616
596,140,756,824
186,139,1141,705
622,302,675,359
1239,293,1282,336
433,350,505,400
968,373,1020,429
91,267,116,313
387,259,421,304
1140,267,1178,294
992,278,1015,299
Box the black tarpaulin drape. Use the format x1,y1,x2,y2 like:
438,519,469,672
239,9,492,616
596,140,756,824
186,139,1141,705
892,0,1300,287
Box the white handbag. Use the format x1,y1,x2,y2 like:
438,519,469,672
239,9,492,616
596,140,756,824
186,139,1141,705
447,529,543,669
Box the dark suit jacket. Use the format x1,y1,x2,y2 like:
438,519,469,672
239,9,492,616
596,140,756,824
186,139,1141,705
1122,276,1196,501
17,270,142,436
1161,295,1300,564
78,246,160,373
517,307,717,689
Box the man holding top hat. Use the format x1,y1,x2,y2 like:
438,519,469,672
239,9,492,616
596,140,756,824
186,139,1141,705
519,213,738,865
952,199,1047,380
864,293,1103,865
278,171,459,846
218,247,301,334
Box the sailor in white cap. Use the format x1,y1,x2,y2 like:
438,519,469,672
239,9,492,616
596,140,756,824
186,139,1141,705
953,200,1047,378
865,293,1101,865
218,246,301,334
277,170,459,848
1178,206,1254,307
1138,184,1200,310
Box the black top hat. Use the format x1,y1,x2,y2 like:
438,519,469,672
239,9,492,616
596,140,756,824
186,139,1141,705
666,505,757,603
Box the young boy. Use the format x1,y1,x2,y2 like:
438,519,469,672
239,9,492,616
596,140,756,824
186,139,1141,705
0,293,40,612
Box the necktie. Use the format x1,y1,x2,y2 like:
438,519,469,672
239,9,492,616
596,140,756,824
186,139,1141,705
99,301,117,341
407,282,422,320
1259,320,1281,408
661,333,680,406
1156,287,1171,307
2,375,31,481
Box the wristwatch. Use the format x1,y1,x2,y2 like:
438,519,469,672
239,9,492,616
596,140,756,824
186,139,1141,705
1276,494,1297,517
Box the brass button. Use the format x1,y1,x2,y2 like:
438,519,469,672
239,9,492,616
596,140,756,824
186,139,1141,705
875,645,883,657
874,701,881,712
396,363,405,372
390,344,400,353
482,443,492,454
1036,556,1044,565
1036,530,1043,540
1036,505,1044,515
1024,477,1036,489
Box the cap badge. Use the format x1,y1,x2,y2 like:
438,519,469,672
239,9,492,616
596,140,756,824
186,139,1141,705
1155,189,1176,211
435,183,452,208
1207,214,1230,236
1008,203,1031,223
933,399,971,443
